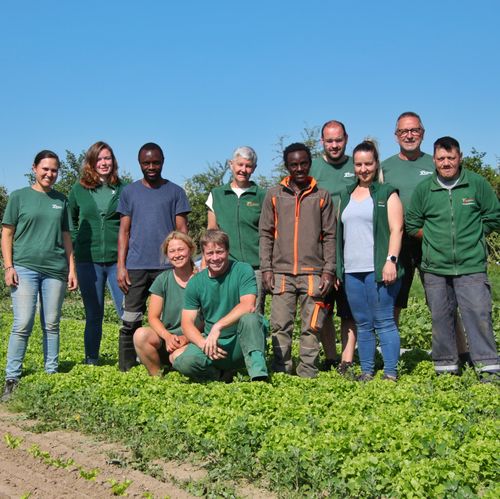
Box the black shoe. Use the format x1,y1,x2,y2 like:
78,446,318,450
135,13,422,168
219,369,236,383
1,379,19,402
321,359,338,371
251,376,269,382
356,373,374,382
337,361,353,375
381,374,397,382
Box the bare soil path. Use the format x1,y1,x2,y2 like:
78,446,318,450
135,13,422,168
0,406,275,499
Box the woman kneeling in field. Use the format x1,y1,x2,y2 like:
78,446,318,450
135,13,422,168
133,231,197,375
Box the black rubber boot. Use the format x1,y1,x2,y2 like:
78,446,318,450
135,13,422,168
119,333,138,372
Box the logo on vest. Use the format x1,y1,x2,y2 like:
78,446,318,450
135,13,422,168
246,201,260,207
52,204,63,210
419,170,433,176
344,172,355,178
377,201,386,208
462,197,475,206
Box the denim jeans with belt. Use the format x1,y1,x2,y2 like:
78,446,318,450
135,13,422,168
76,262,124,361
5,266,66,380
345,272,401,377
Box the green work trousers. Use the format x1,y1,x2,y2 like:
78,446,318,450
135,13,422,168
173,313,268,381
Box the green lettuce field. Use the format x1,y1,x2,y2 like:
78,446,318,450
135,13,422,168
0,293,499,498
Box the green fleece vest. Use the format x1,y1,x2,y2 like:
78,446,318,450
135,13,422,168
337,181,404,282
211,182,266,269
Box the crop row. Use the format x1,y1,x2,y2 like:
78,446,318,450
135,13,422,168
1,306,499,498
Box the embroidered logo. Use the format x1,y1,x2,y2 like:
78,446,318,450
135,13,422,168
52,204,63,210
419,170,433,176
344,172,355,178
377,201,386,208
246,201,260,207
462,197,475,206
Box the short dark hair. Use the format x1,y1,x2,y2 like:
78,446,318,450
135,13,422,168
321,120,347,138
138,142,164,162
283,142,312,166
200,229,230,251
395,111,424,131
433,136,461,154
33,150,60,167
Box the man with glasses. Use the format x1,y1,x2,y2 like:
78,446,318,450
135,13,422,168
382,113,470,365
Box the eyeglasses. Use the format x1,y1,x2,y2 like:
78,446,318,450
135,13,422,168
396,127,424,137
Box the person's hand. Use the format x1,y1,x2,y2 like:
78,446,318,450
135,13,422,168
4,267,18,287
382,261,397,285
318,272,334,297
165,332,184,353
117,265,131,294
67,271,78,291
262,271,274,293
202,324,227,360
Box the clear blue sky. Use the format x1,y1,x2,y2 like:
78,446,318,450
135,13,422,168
1,0,499,193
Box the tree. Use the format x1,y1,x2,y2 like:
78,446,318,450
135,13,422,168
462,148,499,197
184,161,229,248
462,149,500,264
0,184,8,223
254,125,322,189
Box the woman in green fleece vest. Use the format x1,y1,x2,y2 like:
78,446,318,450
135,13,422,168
69,141,126,365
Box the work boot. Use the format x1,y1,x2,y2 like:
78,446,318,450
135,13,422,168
1,379,19,402
119,333,138,372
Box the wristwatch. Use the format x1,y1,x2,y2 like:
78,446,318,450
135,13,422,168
386,255,397,263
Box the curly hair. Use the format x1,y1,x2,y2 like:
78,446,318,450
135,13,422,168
80,141,120,189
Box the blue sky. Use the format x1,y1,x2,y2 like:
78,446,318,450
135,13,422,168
1,0,499,193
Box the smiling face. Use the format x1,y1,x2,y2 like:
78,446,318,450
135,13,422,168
230,155,256,188
139,148,164,184
166,238,192,270
321,123,348,164
285,150,311,190
353,150,378,186
95,148,113,180
395,115,425,156
433,146,462,180
32,158,59,192
203,242,230,277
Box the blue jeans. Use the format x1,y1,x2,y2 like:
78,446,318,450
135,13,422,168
77,262,124,361
5,266,67,380
345,272,401,377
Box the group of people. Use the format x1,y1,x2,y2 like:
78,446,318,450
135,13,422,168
2,111,499,401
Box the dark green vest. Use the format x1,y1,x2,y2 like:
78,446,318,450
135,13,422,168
212,182,266,269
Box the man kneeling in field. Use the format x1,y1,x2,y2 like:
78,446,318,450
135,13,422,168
172,230,269,381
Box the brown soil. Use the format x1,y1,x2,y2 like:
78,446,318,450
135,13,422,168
0,406,275,499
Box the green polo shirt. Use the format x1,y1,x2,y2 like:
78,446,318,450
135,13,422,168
149,270,186,336
381,153,434,212
184,261,256,338
310,155,356,210
3,187,70,281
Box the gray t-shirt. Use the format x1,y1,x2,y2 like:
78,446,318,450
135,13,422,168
341,196,374,273
117,180,191,269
